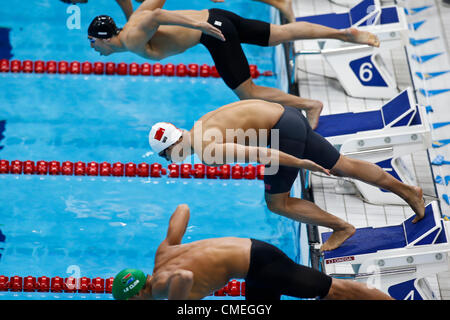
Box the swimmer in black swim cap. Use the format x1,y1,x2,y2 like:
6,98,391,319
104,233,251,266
87,15,127,56
87,0,381,130
88,15,121,39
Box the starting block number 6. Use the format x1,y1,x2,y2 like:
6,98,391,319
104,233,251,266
350,55,388,87
359,62,374,82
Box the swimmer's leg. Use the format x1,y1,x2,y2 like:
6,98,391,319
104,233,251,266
233,78,323,130
268,21,380,47
265,192,355,251
330,155,425,224
324,278,394,300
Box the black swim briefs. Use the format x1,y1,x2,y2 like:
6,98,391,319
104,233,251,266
264,106,341,194
245,239,332,300
200,8,271,90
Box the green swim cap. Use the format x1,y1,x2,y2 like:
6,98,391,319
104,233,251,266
112,269,147,300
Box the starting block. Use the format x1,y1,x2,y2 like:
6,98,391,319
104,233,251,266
320,202,450,300
295,0,382,29
315,88,432,205
295,0,408,99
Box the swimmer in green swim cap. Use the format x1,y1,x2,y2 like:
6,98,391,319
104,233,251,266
112,204,393,300
112,269,148,300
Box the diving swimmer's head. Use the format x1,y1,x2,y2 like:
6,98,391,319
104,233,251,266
149,122,184,161
88,15,121,56
88,15,120,39
112,268,147,300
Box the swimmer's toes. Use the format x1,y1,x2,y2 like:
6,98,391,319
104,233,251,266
371,34,380,47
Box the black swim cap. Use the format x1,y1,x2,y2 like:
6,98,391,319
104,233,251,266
88,15,120,39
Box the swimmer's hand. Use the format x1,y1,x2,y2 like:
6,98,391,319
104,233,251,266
299,159,331,176
197,21,226,41
210,0,225,2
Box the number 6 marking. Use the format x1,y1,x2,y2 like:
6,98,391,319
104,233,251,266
359,62,374,82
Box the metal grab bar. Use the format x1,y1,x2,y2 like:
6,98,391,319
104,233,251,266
343,146,394,156
330,266,417,280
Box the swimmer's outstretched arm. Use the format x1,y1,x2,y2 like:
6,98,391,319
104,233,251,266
124,8,225,50
150,9,226,41
151,269,194,300
164,204,191,246
134,0,167,13
167,270,194,300
206,143,331,175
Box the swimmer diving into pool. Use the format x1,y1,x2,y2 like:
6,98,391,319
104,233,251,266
111,204,394,300
87,0,380,129
147,100,425,252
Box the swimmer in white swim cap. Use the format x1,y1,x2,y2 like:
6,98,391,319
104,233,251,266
148,122,186,161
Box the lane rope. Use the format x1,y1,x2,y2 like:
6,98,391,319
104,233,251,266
0,59,273,79
0,159,265,180
0,275,246,297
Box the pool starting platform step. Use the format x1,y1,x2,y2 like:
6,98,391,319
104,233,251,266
295,0,409,99
320,201,450,300
314,87,431,205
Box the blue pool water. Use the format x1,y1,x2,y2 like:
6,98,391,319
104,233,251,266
0,0,300,300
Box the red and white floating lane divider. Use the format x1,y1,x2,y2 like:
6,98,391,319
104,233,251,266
0,59,273,79
0,160,265,180
0,275,245,297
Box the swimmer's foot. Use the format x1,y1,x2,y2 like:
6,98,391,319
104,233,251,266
343,28,380,47
305,102,323,130
405,186,425,224
320,224,356,252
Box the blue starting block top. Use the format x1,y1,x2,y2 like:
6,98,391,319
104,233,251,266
322,203,446,261
316,110,383,137
315,89,419,138
296,12,352,30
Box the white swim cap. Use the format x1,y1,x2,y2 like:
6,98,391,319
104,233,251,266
149,122,183,154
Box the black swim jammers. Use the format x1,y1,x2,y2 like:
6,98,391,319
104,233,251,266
245,239,332,300
200,9,271,90
264,106,341,194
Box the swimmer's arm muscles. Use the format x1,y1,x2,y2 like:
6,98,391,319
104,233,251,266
164,204,190,246
134,0,167,13
151,9,205,30
151,269,193,300
146,9,226,41
167,270,194,300
124,9,202,50
210,143,331,174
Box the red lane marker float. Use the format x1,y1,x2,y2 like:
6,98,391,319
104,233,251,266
0,59,273,79
0,275,245,296
0,160,264,180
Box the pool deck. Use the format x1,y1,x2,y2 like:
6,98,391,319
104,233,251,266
292,0,450,299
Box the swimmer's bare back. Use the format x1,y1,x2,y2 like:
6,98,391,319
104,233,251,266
192,100,285,142
152,237,251,299
120,8,223,60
